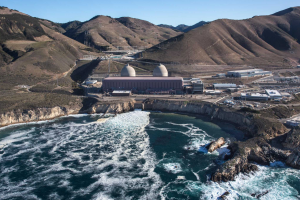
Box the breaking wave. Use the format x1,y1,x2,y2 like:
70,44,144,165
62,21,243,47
0,111,162,199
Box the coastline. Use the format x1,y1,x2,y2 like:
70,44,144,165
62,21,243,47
0,98,298,182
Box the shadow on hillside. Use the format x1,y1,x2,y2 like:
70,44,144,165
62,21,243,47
71,60,100,83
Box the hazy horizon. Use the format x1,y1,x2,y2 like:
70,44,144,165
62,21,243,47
1,0,300,26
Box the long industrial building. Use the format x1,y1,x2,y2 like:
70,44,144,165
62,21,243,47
227,69,272,78
102,64,183,93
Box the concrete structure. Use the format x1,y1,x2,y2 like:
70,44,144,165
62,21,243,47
227,88,238,93
297,65,300,68
205,90,222,95
81,55,98,60
265,89,282,100
191,78,204,93
240,93,269,101
121,64,136,77
86,74,108,82
112,90,131,96
85,80,97,85
274,76,299,82
216,73,226,78
281,92,291,98
213,83,237,89
227,69,271,78
102,64,183,94
183,78,204,93
286,120,300,127
153,64,168,77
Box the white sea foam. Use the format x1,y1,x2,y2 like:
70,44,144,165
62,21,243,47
198,165,300,200
0,110,163,199
163,163,182,174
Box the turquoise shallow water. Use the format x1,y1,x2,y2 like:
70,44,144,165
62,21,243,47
0,111,299,200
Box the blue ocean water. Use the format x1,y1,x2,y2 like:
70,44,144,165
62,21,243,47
0,111,299,200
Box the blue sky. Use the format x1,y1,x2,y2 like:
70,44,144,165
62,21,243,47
1,0,299,26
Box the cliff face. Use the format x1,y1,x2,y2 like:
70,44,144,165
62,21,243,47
0,106,79,127
145,100,251,125
0,100,135,127
144,99,292,182
87,101,135,114
144,100,286,138
284,128,300,169
286,149,300,169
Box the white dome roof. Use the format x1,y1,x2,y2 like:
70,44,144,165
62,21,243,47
153,64,168,77
121,64,136,77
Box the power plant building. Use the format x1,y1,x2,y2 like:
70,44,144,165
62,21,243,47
102,64,183,94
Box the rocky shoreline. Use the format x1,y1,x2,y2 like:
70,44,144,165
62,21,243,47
0,98,299,182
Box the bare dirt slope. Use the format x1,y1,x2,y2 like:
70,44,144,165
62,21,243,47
63,16,181,50
141,7,300,68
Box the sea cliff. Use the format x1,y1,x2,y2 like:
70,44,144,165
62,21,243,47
0,99,135,127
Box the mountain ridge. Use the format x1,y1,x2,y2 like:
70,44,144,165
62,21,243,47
62,15,181,51
140,6,300,67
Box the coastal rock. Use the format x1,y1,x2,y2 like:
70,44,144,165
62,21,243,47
211,155,258,182
87,101,135,114
286,148,300,169
284,128,300,149
211,137,291,182
219,191,230,199
0,99,135,127
207,137,225,152
146,100,287,138
0,106,77,127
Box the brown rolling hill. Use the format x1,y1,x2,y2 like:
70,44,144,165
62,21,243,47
0,6,99,90
141,7,300,68
0,7,102,112
158,21,208,32
63,16,181,51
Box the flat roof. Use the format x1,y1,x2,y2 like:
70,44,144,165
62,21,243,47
104,77,183,81
227,69,263,73
112,90,131,93
213,83,237,87
241,93,269,97
265,89,282,96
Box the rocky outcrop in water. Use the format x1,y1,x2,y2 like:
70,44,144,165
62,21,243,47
142,99,293,182
207,137,225,153
284,128,300,149
286,148,300,169
211,137,292,182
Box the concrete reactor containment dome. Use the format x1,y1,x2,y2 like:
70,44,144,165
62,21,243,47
153,64,168,77
121,64,136,77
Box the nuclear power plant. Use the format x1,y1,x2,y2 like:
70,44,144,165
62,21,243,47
102,64,184,94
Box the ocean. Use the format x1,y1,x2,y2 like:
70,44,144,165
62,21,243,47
0,111,299,200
